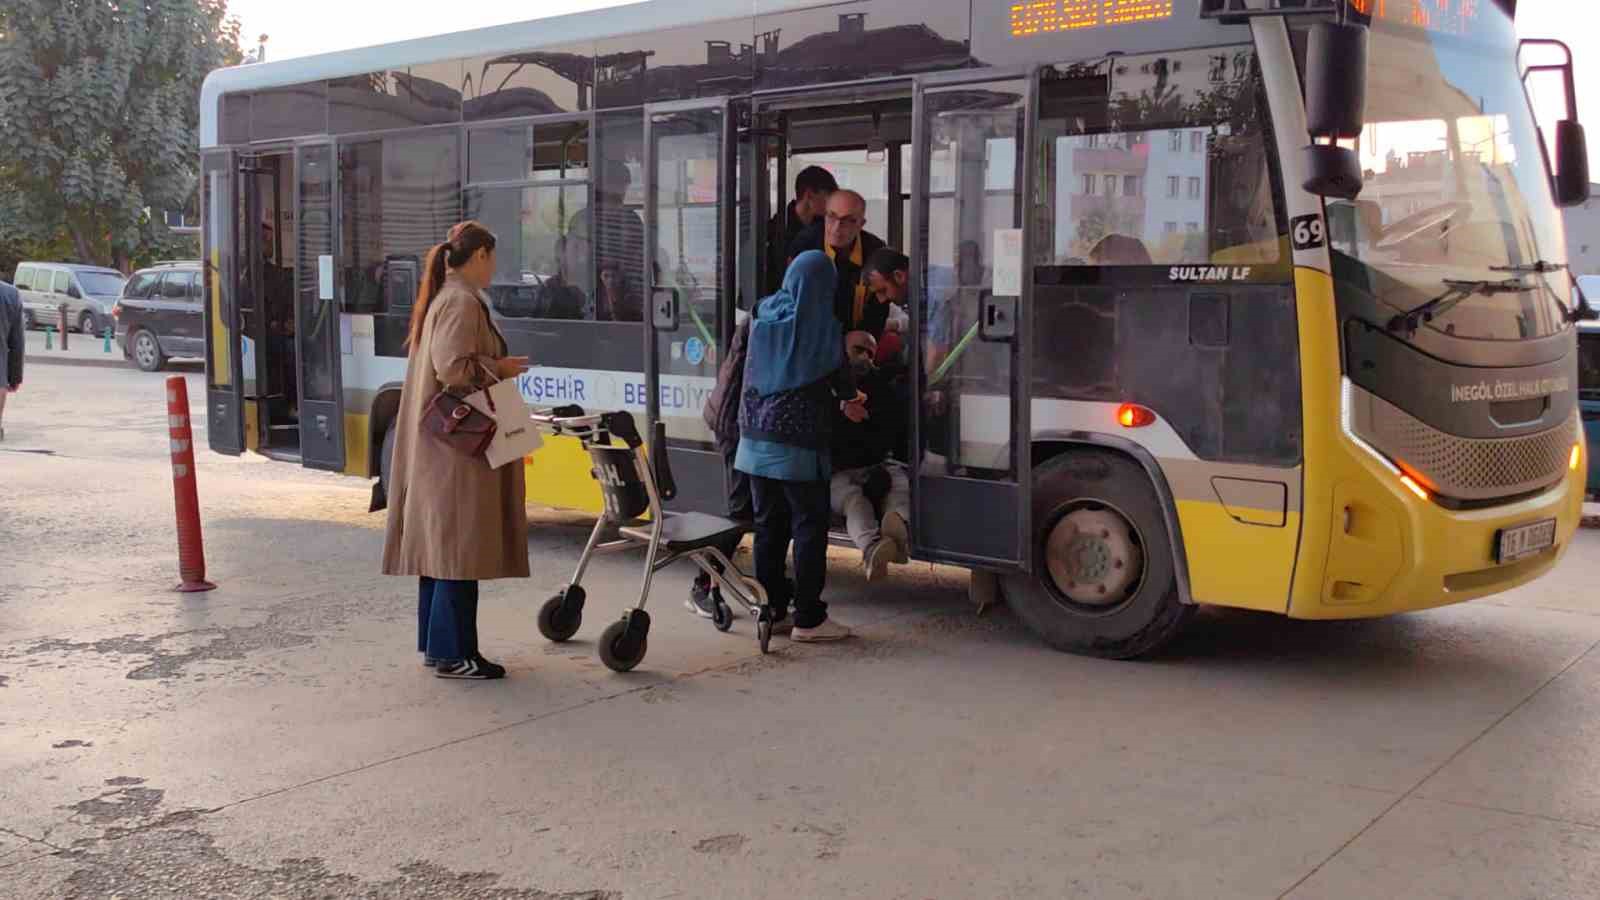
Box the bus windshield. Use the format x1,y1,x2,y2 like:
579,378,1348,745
1327,8,1571,342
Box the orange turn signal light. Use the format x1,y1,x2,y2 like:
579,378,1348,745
1399,473,1430,502
1116,403,1155,428
1573,443,1583,472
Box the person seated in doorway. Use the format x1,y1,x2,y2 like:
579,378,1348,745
786,189,886,336
830,329,911,581
767,165,839,294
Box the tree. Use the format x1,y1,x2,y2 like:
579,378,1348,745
0,0,241,271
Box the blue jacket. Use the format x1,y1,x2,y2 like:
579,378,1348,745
0,282,22,390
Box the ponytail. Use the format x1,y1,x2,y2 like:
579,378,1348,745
404,220,498,350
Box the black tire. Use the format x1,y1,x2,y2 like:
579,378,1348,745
130,329,165,373
756,608,773,654
1002,449,1193,660
712,599,734,632
379,421,397,501
537,590,584,642
77,310,99,337
598,618,648,673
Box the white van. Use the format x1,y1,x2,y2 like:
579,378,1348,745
12,262,128,336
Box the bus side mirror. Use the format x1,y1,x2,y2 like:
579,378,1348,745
1520,40,1590,208
1302,20,1368,200
1553,120,1590,208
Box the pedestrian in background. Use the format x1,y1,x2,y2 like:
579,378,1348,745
736,251,865,643
0,278,23,442
382,221,530,680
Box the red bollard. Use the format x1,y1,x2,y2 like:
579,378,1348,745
167,376,217,592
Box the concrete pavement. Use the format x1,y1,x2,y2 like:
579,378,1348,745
4,363,1600,898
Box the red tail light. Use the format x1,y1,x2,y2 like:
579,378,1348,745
1116,403,1156,428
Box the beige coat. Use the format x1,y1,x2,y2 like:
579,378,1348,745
382,276,529,580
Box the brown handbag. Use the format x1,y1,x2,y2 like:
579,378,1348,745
422,385,498,457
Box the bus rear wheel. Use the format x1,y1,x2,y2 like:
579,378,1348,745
1003,449,1193,660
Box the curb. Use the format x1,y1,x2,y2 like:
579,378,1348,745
25,351,130,370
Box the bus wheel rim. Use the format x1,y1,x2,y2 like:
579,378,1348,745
1045,506,1144,608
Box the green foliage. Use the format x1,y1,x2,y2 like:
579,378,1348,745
0,0,241,270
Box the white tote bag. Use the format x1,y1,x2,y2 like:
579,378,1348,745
464,375,542,469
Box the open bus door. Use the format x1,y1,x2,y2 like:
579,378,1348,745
291,142,346,471
642,98,739,513
201,149,245,455
909,70,1034,571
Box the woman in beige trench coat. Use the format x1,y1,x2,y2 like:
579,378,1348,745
383,221,529,680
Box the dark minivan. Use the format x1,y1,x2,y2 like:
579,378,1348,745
114,261,204,372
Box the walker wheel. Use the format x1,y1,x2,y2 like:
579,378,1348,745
599,618,648,673
537,587,584,643
756,608,773,654
712,600,734,632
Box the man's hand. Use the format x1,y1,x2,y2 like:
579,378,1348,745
842,390,869,423
495,356,530,380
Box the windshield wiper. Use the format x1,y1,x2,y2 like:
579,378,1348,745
1490,260,1568,275
1386,277,1534,338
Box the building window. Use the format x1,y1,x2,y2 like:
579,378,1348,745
1123,175,1139,197
1190,131,1204,153
1168,130,1182,152
1167,176,1180,198
1164,221,1178,234
1186,222,1200,232
1188,177,1202,199
1082,174,1095,195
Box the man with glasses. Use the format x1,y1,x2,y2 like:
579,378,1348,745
786,189,886,335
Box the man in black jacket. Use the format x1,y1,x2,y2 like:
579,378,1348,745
786,189,887,336
0,278,22,442
766,165,838,294
830,330,910,580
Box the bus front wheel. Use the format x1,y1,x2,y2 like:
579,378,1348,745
1003,450,1192,660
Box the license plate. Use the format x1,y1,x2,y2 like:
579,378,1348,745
1495,518,1558,564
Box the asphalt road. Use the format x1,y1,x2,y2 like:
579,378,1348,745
3,362,1600,899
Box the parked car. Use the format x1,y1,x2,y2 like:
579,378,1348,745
12,262,127,336
113,261,204,372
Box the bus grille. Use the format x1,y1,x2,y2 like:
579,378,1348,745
1365,397,1572,501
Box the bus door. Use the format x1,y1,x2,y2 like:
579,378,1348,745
910,71,1034,571
201,150,244,455
643,98,738,514
291,142,345,471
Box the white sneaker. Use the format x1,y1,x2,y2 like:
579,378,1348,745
791,620,853,642
880,512,910,563
863,539,891,582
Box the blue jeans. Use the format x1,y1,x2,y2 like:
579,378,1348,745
417,577,479,663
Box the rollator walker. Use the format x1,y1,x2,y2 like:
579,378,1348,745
529,406,776,672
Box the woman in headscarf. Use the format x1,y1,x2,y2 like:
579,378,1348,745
737,251,866,642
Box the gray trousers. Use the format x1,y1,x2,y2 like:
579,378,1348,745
829,462,910,552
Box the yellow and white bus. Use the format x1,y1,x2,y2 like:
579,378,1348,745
197,0,1592,657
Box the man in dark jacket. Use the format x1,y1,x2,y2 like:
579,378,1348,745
766,165,838,295
687,315,756,619
786,189,887,336
0,279,23,442
830,330,910,580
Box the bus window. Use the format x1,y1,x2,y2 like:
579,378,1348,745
467,120,593,321
339,132,461,333
1034,48,1283,270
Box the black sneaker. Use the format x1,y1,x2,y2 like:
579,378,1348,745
685,580,721,620
434,655,505,680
